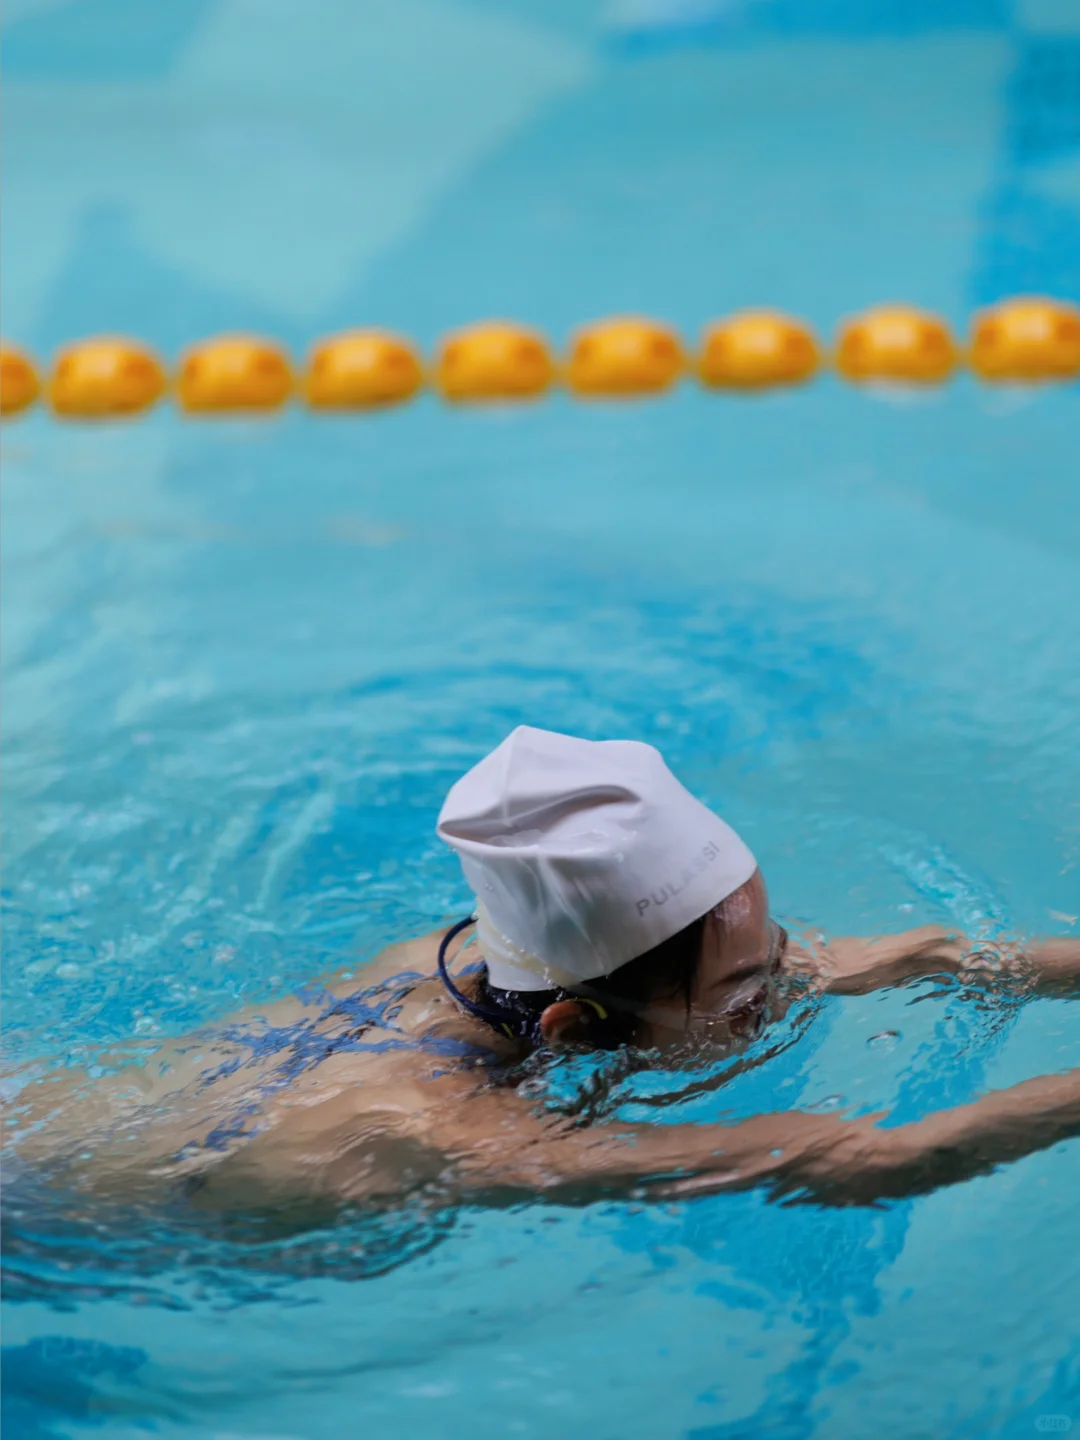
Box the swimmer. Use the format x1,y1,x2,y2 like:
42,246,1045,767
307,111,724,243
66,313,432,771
9,727,1080,1214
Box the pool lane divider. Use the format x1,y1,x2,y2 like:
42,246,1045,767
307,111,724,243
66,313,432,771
2,298,1079,420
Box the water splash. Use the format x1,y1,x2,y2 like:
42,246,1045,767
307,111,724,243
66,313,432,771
881,838,1010,939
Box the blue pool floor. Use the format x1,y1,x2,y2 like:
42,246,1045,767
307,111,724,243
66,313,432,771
4,1,1080,1436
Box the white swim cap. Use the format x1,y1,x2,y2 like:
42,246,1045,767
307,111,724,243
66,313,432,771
436,726,756,992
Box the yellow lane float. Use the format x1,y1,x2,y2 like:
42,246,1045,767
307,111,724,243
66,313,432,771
1,343,41,417
304,329,423,409
835,305,958,383
177,334,293,413
11,296,1078,423
698,310,820,389
970,297,1080,381
48,336,167,419
435,321,554,402
567,316,684,397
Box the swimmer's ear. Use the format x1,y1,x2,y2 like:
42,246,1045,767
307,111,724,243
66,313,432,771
538,1000,596,1049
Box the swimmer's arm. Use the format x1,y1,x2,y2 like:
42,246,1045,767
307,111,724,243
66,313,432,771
445,1068,1080,1208
793,927,1080,998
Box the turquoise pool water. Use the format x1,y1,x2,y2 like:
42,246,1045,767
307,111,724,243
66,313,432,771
3,1,1080,1436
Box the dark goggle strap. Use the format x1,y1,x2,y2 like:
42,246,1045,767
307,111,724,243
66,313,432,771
437,915,525,1040
436,917,610,1045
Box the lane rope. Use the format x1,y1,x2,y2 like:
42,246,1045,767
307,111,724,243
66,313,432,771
2,298,1078,420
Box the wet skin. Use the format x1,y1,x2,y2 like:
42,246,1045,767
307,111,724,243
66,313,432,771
8,871,1080,1213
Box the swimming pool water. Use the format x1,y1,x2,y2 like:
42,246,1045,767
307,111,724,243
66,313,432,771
3,2,1080,1436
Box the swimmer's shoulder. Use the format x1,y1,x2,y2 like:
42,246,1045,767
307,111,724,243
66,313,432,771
321,927,444,999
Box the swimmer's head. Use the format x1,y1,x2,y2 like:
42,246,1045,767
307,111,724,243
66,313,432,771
437,727,775,1049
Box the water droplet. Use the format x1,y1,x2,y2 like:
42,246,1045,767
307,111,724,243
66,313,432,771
809,1094,844,1113
867,1030,901,1052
